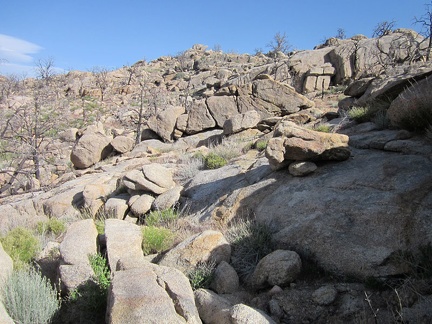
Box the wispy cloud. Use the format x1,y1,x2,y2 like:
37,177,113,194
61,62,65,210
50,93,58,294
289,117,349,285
0,34,42,63
0,34,43,76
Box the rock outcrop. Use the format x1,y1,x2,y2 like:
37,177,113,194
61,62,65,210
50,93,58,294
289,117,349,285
158,230,231,273
58,219,98,293
70,131,113,169
265,119,350,169
107,264,201,324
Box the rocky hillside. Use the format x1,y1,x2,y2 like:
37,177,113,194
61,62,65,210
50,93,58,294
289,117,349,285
1,29,432,323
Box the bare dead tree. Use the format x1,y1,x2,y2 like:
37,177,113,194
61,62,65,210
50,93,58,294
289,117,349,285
176,50,191,72
0,79,59,193
415,1,432,60
267,32,292,56
35,57,56,85
92,66,110,102
124,63,140,86
372,20,396,38
335,28,347,39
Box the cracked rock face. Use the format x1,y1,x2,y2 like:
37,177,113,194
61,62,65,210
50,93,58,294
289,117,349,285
106,264,201,324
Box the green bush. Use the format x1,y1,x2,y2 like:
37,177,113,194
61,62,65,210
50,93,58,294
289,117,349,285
63,254,110,323
145,208,179,227
187,261,216,291
204,153,227,169
348,106,375,123
0,227,40,269
142,226,175,255
36,218,66,236
255,140,268,152
1,267,60,324
89,253,111,290
225,219,273,282
313,124,332,133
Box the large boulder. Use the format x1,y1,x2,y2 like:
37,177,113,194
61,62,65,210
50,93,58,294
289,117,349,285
70,131,113,169
147,105,185,142
265,119,350,169
209,261,239,294
129,194,155,217
328,30,426,84
206,96,239,127
194,289,232,324
58,219,98,292
105,219,144,271
158,230,231,273
123,164,175,195
194,289,275,324
184,99,216,134
104,194,130,219
355,63,432,106
252,77,314,115
255,147,432,278
152,185,183,211
107,264,201,324
223,110,261,135
111,135,135,154
250,250,302,289
230,304,276,324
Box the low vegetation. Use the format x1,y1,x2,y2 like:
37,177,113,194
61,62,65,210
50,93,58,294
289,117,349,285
187,261,216,291
313,123,332,133
254,139,268,152
142,226,175,255
63,253,110,323
388,81,432,132
204,152,227,169
1,267,60,324
36,218,66,236
145,208,179,227
0,227,41,269
224,218,273,282
347,106,375,123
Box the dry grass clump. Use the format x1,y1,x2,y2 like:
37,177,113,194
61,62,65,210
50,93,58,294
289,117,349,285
387,79,432,132
224,217,273,282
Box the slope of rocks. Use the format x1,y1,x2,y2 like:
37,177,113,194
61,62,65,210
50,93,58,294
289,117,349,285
1,29,432,323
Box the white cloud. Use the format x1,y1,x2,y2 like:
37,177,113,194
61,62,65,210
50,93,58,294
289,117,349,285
0,34,43,64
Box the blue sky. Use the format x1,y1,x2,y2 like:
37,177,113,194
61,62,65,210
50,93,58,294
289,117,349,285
0,0,428,77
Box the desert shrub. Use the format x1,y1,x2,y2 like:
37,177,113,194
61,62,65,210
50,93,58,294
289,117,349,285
145,208,179,227
390,243,432,279
313,124,332,133
204,153,227,169
209,137,244,161
174,155,205,183
242,141,254,153
371,109,390,130
348,106,375,123
63,254,110,323
187,261,216,291
142,226,175,255
89,254,111,290
1,267,60,324
0,227,40,269
79,209,116,235
389,83,432,132
36,218,66,236
225,218,273,282
255,139,268,152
